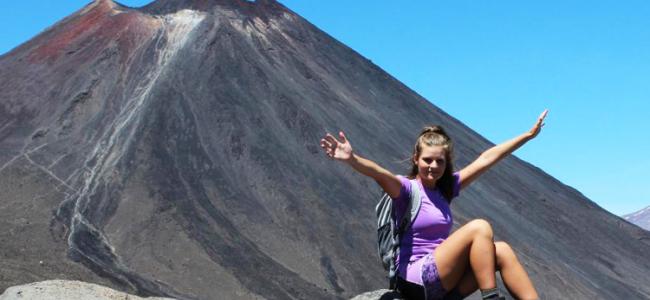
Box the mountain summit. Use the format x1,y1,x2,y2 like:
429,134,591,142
1,0,649,299
140,0,285,16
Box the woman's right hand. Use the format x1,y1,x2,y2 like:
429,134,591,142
320,131,353,161
320,131,401,197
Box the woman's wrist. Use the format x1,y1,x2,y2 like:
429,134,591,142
523,131,536,140
346,152,358,163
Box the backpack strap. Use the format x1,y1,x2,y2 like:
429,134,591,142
399,179,421,235
388,179,422,289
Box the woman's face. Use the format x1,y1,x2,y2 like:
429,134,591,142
414,144,447,187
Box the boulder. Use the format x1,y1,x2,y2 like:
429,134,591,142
0,280,175,300
350,289,404,300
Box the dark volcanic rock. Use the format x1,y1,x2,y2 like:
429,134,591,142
1,0,650,299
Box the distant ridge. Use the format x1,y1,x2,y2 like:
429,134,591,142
624,205,650,231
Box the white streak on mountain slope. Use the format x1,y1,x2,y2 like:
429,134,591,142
63,9,205,266
24,154,77,192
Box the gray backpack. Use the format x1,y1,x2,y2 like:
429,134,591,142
375,179,421,289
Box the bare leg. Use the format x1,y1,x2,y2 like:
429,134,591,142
434,219,497,291
451,241,539,300
454,267,479,296
494,241,538,300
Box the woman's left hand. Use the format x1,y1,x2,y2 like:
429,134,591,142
528,109,548,138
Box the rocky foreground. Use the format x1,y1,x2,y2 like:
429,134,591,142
0,281,404,300
0,282,486,300
349,289,403,300
0,280,174,300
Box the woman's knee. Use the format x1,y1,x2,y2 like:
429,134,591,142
467,219,493,239
495,241,516,267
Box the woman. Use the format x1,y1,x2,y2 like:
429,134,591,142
319,110,547,300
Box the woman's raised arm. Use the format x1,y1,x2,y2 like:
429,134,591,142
320,131,402,198
459,110,548,189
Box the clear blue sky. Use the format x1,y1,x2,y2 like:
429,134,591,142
1,1,649,216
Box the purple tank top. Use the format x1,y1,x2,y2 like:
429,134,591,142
392,173,461,285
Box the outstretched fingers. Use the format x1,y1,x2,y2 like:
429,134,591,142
324,133,339,145
319,131,353,161
338,131,347,143
536,109,548,127
538,109,548,121
320,133,341,158
529,109,549,137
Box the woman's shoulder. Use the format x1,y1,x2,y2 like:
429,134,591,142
395,174,413,183
392,175,415,201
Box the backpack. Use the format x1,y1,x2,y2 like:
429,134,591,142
375,179,421,289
